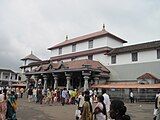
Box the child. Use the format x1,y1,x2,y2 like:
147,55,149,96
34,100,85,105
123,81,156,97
75,106,81,120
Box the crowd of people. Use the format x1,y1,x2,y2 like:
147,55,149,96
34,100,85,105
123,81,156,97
0,85,132,120
78,89,130,120
27,87,77,105
26,86,130,120
0,87,19,120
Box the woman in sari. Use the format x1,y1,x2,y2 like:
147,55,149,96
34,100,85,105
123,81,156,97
0,90,7,120
6,91,17,120
81,95,93,120
93,95,107,120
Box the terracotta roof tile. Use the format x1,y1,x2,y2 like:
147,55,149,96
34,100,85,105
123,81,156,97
107,40,160,55
63,59,110,73
26,59,110,74
48,30,126,50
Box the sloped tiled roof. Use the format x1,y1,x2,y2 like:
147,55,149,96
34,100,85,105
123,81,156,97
25,59,110,74
21,52,41,61
107,40,160,55
63,59,110,73
48,30,127,50
137,73,159,80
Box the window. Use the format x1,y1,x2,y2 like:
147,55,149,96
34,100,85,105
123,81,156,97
132,52,138,61
88,55,93,60
59,48,62,55
88,40,93,49
157,49,160,59
111,55,116,64
72,44,76,52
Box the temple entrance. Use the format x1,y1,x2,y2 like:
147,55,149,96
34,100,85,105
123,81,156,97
70,72,84,89
57,72,66,87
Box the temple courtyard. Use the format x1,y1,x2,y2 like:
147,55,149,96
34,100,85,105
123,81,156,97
16,96,154,120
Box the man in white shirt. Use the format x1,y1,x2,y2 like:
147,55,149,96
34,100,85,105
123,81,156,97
130,91,134,103
102,89,110,120
78,92,85,111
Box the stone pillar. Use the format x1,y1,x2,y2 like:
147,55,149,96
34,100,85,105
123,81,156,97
83,76,89,91
65,73,71,90
1,72,3,80
94,76,100,85
26,75,31,89
52,74,58,89
82,70,91,91
9,72,12,80
43,74,48,91
66,76,71,90
34,75,39,88
16,74,19,81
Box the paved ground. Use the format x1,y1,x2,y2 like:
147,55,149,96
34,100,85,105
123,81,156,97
17,97,154,120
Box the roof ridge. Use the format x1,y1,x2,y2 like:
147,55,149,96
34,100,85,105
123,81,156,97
48,29,126,50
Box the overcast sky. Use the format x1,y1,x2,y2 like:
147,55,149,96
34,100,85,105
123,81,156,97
0,0,160,72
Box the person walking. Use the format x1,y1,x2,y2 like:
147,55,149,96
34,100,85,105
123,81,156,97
78,92,85,112
81,95,93,120
20,88,24,98
32,88,37,102
0,90,7,120
6,91,18,120
38,88,43,104
155,93,160,120
27,87,33,102
46,89,52,105
93,95,107,120
61,88,67,106
129,91,134,103
102,89,110,120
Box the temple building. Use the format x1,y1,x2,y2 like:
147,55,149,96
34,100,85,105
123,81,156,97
20,25,160,101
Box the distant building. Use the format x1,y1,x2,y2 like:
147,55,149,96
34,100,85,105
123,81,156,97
0,69,21,87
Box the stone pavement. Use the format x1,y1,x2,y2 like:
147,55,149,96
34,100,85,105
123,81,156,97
16,97,154,120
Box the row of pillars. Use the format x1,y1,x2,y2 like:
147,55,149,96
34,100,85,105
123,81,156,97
26,72,100,91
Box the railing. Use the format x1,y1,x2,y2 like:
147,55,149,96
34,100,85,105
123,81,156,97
107,89,158,102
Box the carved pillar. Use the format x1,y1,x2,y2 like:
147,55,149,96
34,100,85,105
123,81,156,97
34,75,39,88
83,76,90,91
82,70,91,91
9,72,12,81
52,73,58,90
43,74,48,90
65,73,71,90
1,72,3,80
26,75,31,89
94,75,100,85
16,74,19,81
